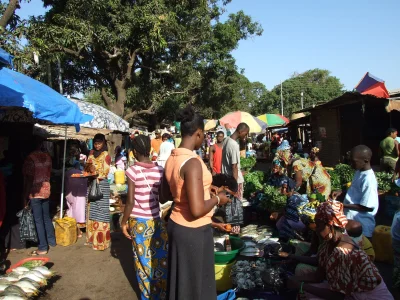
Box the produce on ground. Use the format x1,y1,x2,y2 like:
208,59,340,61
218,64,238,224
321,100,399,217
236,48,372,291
258,185,287,212
327,164,354,190
240,157,256,171
243,171,265,198
375,172,392,192
0,265,55,299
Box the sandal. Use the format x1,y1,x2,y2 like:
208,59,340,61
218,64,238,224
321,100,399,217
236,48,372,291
30,250,48,256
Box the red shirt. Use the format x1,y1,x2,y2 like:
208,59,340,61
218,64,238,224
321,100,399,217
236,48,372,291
212,143,223,174
23,151,52,199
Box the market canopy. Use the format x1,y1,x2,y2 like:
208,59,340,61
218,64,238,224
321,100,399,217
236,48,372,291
219,111,267,133
355,72,389,98
257,114,289,127
70,98,129,133
0,66,93,126
204,119,218,131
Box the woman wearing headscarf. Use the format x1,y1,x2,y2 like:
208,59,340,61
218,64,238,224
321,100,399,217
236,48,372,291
290,148,331,200
268,159,308,241
287,201,393,299
274,140,292,174
85,134,112,251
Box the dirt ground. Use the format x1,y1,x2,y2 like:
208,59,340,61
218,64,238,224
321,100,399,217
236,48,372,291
4,232,139,300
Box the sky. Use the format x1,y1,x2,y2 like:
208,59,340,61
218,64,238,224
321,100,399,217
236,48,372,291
16,0,400,91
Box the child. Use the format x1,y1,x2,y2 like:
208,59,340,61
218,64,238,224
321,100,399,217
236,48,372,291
346,220,375,261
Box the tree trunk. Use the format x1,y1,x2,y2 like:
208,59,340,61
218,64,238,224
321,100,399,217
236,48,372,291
0,0,19,30
114,86,126,117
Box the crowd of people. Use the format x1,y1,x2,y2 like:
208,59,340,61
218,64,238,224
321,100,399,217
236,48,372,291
0,106,399,299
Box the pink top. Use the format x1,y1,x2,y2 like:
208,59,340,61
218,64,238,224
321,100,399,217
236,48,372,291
126,161,163,219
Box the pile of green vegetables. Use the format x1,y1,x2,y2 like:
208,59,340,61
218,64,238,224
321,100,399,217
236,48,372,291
240,157,257,171
243,171,266,198
375,172,393,192
327,164,355,190
258,185,287,212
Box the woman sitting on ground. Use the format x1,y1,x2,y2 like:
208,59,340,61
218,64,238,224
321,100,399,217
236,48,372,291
288,201,393,299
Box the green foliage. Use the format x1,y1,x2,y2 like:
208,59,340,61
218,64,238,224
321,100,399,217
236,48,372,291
259,69,344,117
83,88,106,108
27,0,263,125
328,164,354,190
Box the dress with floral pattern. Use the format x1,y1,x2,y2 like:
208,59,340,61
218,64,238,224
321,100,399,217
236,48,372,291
292,158,331,199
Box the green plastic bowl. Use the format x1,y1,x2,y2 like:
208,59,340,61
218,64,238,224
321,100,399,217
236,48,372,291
214,236,245,264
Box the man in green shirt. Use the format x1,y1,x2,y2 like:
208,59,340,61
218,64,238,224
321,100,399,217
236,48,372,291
379,128,399,173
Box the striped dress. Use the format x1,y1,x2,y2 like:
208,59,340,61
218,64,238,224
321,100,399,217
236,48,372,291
125,162,168,300
125,161,163,218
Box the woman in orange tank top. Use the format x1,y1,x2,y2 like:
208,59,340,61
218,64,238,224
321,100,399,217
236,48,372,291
160,105,230,300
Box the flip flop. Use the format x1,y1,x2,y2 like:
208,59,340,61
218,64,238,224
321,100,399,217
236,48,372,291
30,250,48,256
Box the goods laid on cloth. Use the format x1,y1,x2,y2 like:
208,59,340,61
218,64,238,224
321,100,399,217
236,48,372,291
231,260,286,291
372,225,394,264
16,207,37,243
219,111,267,133
257,114,289,127
1,258,56,299
55,217,77,246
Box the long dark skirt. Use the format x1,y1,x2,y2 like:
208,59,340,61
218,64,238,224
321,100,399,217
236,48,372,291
167,219,216,300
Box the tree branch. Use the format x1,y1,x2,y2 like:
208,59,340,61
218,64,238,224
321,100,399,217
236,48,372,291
0,0,19,30
101,87,114,108
49,46,85,59
102,47,121,59
123,103,156,121
126,48,139,83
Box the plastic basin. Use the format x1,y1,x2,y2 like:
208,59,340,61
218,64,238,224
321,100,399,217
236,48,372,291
6,257,49,274
214,236,244,264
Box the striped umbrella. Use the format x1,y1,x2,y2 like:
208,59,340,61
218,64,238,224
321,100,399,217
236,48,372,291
257,114,289,127
204,119,218,131
219,111,267,133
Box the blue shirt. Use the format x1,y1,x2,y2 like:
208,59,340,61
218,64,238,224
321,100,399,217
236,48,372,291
392,211,400,242
344,169,379,237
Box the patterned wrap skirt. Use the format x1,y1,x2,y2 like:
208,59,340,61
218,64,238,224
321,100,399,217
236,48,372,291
86,180,111,251
129,217,168,300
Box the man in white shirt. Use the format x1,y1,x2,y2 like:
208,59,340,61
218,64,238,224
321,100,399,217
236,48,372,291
221,123,250,200
335,145,378,238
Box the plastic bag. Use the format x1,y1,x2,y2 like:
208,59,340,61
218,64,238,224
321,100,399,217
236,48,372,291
225,196,244,224
88,179,103,201
16,207,38,243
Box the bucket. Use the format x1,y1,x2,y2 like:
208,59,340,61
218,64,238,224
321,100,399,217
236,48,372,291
114,170,126,184
215,260,235,292
372,225,393,264
55,217,77,246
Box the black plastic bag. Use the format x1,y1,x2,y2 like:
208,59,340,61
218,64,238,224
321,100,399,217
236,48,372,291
88,179,103,201
16,207,38,243
224,195,244,224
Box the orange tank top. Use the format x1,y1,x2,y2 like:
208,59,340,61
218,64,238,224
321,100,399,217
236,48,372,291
164,148,213,228
213,143,223,174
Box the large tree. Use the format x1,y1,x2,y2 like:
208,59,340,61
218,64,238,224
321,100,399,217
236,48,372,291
28,0,262,124
260,69,345,117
